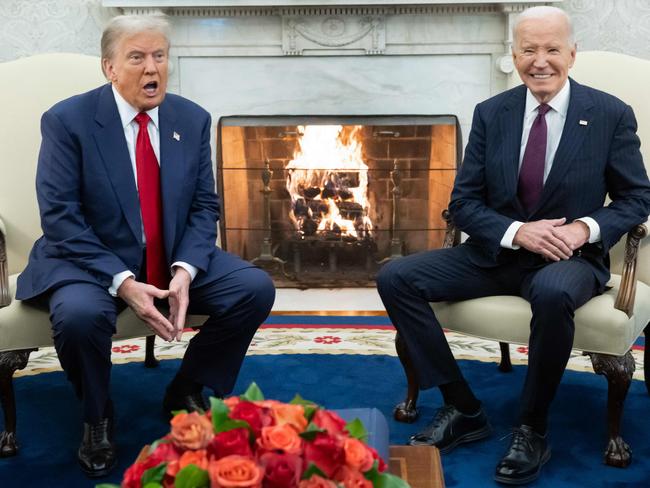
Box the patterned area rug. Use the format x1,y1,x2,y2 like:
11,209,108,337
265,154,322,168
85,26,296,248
17,314,645,380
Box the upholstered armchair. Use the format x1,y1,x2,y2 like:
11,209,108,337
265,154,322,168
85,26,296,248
393,51,650,468
0,54,205,457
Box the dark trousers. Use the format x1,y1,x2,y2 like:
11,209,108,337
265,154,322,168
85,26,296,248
376,244,598,423
48,264,275,423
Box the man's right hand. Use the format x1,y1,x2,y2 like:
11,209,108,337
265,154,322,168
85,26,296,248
117,277,175,341
513,218,573,261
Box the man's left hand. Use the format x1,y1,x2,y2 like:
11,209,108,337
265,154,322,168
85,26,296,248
552,221,591,252
168,266,191,341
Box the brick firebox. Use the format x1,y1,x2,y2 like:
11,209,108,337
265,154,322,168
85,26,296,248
217,116,460,288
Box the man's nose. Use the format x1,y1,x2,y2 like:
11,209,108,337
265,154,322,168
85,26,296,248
532,53,548,67
143,55,157,73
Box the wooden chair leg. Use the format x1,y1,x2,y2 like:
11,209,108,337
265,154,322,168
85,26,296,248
643,322,650,395
498,342,513,372
0,350,33,457
144,335,159,368
590,351,635,468
393,332,420,423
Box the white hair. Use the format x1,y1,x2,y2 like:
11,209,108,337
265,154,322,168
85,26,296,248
513,6,575,46
101,14,171,63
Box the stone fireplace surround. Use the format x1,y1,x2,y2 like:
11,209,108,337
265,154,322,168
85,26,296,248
104,0,555,310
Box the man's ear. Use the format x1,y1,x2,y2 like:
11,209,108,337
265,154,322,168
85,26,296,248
102,58,115,82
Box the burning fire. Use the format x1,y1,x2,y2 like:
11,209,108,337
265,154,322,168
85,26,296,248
286,125,373,239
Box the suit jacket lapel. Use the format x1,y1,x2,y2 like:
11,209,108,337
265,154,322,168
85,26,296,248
534,78,594,212
93,84,143,244
499,85,527,215
158,97,183,261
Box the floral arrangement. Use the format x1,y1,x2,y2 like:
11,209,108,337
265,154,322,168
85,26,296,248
100,383,409,488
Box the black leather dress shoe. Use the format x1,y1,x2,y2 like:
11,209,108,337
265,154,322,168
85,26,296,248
78,417,116,478
163,389,209,419
494,425,551,485
408,404,491,453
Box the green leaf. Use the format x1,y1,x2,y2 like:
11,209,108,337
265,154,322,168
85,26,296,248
345,418,368,442
210,397,230,431
175,464,210,488
241,382,264,402
365,464,411,488
171,409,188,417
210,397,251,433
141,462,167,486
143,483,163,488
303,404,317,421
95,484,121,488
298,421,326,441
301,463,327,480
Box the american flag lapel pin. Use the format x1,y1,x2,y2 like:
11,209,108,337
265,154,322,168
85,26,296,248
173,131,181,141
579,120,588,126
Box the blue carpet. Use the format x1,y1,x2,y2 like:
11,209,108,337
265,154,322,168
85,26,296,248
1,353,648,487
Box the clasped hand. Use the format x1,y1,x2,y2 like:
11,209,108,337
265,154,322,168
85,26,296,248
513,218,590,262
117,267,191,342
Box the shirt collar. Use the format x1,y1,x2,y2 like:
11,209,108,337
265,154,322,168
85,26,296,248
524,79,571,117
111,84,159,130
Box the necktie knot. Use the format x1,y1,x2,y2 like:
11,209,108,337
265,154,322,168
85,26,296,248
537,104,551,116
134,112,150,128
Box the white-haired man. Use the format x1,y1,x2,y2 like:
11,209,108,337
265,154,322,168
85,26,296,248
17,15,275,477
377,6,650,485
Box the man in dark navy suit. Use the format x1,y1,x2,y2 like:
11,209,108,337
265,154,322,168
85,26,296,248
16,15,275,477
377,6,650,485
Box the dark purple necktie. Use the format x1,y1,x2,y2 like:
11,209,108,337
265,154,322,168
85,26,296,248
518,103,551,213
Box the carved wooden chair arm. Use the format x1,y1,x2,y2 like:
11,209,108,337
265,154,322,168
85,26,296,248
0,216,9,307
441,209,460,249
614,223,647,317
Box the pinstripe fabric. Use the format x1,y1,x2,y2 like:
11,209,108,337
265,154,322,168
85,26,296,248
377,78,650,425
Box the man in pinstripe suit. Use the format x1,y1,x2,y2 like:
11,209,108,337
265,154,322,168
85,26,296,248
377,6,650,485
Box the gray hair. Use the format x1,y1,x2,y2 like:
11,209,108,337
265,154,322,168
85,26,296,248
513,6,575,47
101,14,171,63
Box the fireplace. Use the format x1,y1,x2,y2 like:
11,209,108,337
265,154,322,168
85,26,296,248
217,115,460,287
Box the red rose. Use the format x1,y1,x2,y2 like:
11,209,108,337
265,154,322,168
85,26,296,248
367,446,387,473
229,401,273,436
122,461,146,488
303,432,344,478
149,442,180,465
208,427,253,460
312,410,346,436
259,452,303,488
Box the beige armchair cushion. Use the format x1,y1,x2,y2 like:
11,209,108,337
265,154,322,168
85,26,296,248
433,275,650,356
0,275,207,353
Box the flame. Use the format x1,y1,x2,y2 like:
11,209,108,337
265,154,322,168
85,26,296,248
286,125,372,238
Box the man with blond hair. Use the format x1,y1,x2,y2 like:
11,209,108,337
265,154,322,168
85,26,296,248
378,6,649,484
17,15,275,477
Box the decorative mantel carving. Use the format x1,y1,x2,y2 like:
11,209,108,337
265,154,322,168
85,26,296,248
283,15,385,55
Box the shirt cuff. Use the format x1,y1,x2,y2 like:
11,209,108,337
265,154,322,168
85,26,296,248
501,221,525,249
109,270,135,297
171,262,198,282
575,217,601,243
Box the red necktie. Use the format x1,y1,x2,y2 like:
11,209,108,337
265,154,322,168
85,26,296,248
134,112,169,289
518,103,551,214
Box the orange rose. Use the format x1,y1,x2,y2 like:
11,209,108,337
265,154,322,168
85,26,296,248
334,466,373,488
209,455,263,488
170,412,214,450
343,438,374,472
271,404,308,432
166,449,209,478
255,399,282,409
256,424,302,454
298,475,338,488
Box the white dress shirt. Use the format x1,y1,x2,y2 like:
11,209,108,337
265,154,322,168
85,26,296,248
108,85,197,296
500,80,601,249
